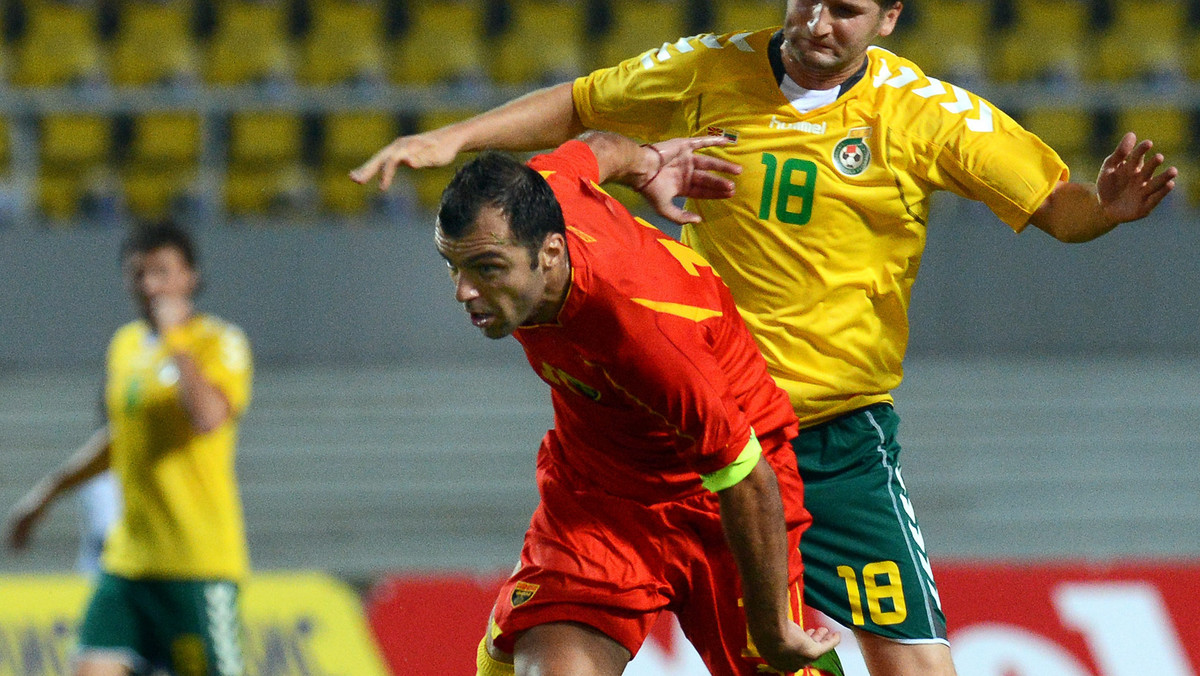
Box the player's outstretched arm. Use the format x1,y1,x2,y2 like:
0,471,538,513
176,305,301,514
350,82,585,190
5,427,112,552
582,131,743,224
1030,132,1178,243
717,457,841,672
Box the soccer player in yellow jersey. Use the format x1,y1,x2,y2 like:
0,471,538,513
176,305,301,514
6,222,252,676
352,1,1177,674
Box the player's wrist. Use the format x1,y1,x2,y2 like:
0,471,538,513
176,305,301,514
633,144,665,192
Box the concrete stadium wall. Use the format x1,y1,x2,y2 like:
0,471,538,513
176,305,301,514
3,195,1198,371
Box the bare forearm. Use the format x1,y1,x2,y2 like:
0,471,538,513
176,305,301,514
718,458,792,646
40,428,112,501
454,82,585,153
169,349,231,433
1029,182,1118,243
579,131,661,186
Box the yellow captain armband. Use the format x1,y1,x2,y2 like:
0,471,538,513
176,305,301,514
476,637,515,676
700,432,763,493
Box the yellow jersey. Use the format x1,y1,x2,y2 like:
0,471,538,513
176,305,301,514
574,29,1068,426
102,314,253,580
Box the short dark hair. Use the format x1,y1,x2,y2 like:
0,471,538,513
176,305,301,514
121,220,199,269
436,152,566,266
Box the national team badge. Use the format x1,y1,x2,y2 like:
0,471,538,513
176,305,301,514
706,126,739,144
511,582,539,608
833,128,872,177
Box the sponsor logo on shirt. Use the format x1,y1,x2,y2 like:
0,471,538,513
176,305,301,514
768,116,827,135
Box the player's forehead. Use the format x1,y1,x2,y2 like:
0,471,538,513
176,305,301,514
434,206,522,262
123,245,190,272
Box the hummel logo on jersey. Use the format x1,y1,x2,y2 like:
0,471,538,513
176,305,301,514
768,116,827,135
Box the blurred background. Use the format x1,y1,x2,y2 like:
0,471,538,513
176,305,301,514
1,0,1199,674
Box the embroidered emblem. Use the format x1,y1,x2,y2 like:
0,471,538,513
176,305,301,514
511,582,539,607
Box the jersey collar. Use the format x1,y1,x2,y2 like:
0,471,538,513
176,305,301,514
768,29,869,100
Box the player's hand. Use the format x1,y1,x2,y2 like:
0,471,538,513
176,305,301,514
754,622,841,673
638,136,743,225
150,295,193,334
1096,132,1178,225
349,129,463,191
5,490,49,552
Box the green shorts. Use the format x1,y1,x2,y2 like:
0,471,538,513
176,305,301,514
793,403,948,643
77,572,246,676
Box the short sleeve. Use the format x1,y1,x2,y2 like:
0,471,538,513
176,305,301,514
196,325,253,417
528,139,600,183
573,35,706,143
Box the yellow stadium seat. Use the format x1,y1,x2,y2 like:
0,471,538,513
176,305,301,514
228,112,303,167
128,113,203,166
713,0,783,33
122,167,196,219
111,0,200,86
225,166,315,215
987,0,1087,82
11,0,106,87
319,168,376,214
1020,106,1093,157
40,115,112,168
1083,0,1185,82
487,0,584,84
588,0,686,73
389,0,485,84
323,112,396,168
206,0,295,85
1114,107,1189,157
299,0,386,84
38,171,85,220
880,0,987,80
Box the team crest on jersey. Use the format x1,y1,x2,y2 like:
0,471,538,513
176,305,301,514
706,126,739,144
833,127,873,177
511,582,539,607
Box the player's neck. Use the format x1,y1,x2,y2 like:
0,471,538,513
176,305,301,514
530,253,572,326
782,52,865,92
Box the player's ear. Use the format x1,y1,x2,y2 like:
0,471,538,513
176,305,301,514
878,1,902,37
538,232,567,270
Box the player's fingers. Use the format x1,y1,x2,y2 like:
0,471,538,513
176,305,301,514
692,153,743,177
689,171,736,195
685,135,734,151
1126,139,1153,172
1104,132,1137,169
1137,152,1165,180
348,153,385,185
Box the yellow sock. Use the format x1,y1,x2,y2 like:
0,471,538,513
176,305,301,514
476,637,515,676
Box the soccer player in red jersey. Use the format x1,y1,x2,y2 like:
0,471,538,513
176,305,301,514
435,131,842,676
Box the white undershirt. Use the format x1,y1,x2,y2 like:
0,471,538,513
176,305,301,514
780,74,840,114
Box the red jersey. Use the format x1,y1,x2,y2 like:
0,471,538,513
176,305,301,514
516,140,798,503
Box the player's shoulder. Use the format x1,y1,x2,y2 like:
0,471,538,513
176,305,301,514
639,27,779,74
109,320,148,349
193,315,251,350
857,46,999,136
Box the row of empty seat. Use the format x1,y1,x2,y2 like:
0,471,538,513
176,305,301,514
4,102,1195,222
4,0,1200,88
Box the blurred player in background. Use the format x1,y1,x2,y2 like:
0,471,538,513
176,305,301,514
5,221,253,676
353,1,1178,674
75,471,119,574
437,131,840,676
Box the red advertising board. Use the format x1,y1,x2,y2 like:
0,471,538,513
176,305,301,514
366,561,1200,676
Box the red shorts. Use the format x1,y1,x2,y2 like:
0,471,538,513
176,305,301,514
490,433,817,676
